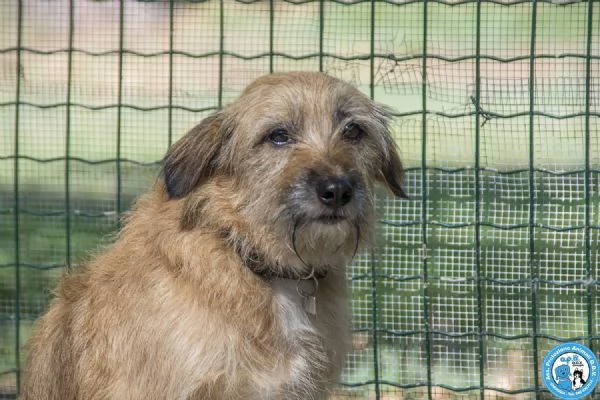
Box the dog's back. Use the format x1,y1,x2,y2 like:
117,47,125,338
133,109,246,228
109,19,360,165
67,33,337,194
22,274,80,400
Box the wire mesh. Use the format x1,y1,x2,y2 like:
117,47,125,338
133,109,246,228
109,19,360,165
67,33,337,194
0,0,598,399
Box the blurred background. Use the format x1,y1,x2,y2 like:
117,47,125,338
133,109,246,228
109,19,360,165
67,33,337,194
0,0,598,398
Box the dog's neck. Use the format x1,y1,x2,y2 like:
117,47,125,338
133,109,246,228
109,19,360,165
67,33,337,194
222,229,329,283
240,249,328,282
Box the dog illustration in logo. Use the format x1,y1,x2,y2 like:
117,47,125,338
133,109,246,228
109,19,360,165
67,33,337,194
573,368,586,389
555,364,573,391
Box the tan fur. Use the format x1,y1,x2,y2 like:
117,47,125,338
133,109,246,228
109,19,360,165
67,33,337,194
21,72,406,400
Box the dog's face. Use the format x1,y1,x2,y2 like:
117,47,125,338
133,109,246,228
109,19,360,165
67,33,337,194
162,72,406,268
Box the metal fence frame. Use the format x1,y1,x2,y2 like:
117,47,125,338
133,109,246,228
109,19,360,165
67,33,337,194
1,0,598,399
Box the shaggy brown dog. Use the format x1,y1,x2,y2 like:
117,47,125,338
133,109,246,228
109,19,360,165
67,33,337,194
21,72,406,400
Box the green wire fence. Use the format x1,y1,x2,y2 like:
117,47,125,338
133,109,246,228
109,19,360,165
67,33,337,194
0,0,598,399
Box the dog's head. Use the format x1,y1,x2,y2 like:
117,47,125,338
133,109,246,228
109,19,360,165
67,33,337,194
162,72,406,269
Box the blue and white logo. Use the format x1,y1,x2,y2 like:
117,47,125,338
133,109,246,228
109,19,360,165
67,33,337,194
542,342,598,399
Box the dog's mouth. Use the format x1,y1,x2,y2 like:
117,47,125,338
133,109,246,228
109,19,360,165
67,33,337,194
315,214,347,225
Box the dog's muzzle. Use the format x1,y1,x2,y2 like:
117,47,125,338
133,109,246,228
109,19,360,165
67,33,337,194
316,177,353,209
286,170,367,226
313,176,355,224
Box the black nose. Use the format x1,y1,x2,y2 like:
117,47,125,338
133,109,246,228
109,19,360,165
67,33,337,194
316,177,353,208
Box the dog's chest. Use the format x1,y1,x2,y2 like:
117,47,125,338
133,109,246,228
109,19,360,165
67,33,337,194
272,279,316,337
270,279,338,390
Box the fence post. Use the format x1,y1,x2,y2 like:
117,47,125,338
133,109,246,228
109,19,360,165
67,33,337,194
421,0,433,399
368,2,382,398
527,1,541,398
584,4,596,398
116,0,125,227
168,0,175,148
218,0,224,110
474,1,486,399
65,0,74,270
13,0,24,393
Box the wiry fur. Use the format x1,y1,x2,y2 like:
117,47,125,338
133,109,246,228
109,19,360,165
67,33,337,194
21,72,406,400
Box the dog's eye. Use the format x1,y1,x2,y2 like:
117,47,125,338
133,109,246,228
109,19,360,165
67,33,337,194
342,123,364,142
267,128,295,146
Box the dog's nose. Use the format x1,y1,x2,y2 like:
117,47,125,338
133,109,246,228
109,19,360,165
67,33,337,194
316,177,353,208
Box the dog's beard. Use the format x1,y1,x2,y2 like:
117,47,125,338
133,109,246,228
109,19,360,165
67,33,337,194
284,188,371,269
290,217,362,265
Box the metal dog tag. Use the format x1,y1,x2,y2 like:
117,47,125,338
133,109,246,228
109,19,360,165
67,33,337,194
297,275,318,317
303,295,317,316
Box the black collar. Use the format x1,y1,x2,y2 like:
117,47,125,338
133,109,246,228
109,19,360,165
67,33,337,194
222,229,328,282
239,250,328,282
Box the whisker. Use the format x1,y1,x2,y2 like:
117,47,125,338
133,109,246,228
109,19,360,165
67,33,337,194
332,241,344,255
292,218,311,269
351,221,361,261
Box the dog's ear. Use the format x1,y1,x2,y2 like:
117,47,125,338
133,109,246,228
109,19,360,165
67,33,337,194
162,112,230,199
372,104,409,199
380,141,409,199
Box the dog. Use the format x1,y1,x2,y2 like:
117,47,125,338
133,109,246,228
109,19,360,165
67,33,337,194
21,71,407,400
572,368,586,389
